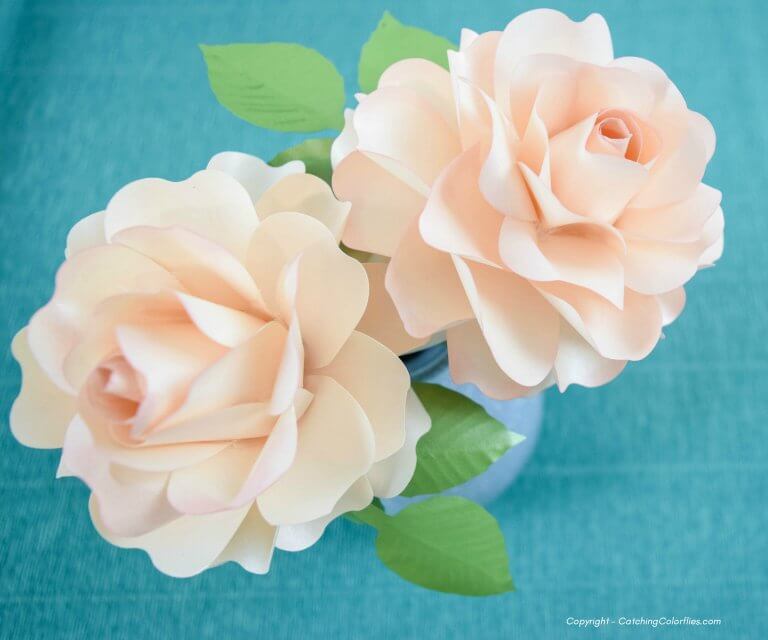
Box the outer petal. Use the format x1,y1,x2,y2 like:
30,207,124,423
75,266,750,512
254,173,350,242
386,219,473,338
62,417,178,537
499,217,625,308
10,329,77,448
275,478,373,552
553,322,627,391
366,389,431,498
623,237,706,295
420,145,504,266
377,59,458,131
214,504,277,574
277,239,369,369
447,321,553,399
353,86,461,186
65,211,106,258
535,281,662,361
658,287,686,326
166,440,265,515
331,108,359,168
452,257,560,387
246,212,337,314
105,170,259,261
166,409,297,515
334,150,426,257
355,262,428,355
90,495,252,578
617,184,721,243
317,331,410,461
257,375,375,525
207,151,304,206
494,9,613,116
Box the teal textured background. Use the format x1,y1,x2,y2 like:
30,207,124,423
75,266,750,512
0,0,765,637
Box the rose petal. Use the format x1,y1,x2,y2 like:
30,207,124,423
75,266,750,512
617,183,721,243
166,440,265,515
334,150,426,257
658,287,686,326
477,91,537,221
114,226,268,315
549,114,649,223
257,375,375,525
62,292,185,391
90,495,252,578
214,504,277,574
535,281,662,361
62,417,179,537
420,145,504,266
9,329,77,448
254,173,350,242
105,169,259,261
494,9,613,116
275,478,373,551
175,292,266,348
554,321,627,391
275,477,373,552
115,323,226,435
207,151,304,206
246,211,337,314
366,390,431,497
317,330,409,461
276,238,369,369
452,257,560,386
28,244,182,392
353,86,461,186
386,219,473,338
159,321,287,431
355,262,428,355
447,320,554,399
331,108,359,168
378,59,458,132
499,217,625,307
65,211,106,258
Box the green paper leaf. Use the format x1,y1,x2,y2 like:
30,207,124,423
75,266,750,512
269,137,334,184
403,383,524,497
200,43,345,132
358,11,457,93
357,497,514,596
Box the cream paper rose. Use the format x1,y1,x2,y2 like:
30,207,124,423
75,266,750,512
333,9,724,398
10,152,429,577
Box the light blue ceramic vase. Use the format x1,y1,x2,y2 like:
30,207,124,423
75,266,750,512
382,343,544,514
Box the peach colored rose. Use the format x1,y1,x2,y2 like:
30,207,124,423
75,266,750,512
333,9,723,398
10,152,429,577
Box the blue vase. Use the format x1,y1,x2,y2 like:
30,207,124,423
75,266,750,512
382,342,544,514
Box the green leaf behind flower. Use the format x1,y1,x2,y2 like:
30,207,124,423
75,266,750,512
200,43,345,132
358,11,457,93
353,497,514,596
269,137,334,184
402,383,524,497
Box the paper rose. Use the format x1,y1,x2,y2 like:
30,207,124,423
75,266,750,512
10,152,429,577
332,8,724,398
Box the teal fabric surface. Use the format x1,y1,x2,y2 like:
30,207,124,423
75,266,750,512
1,0,765,637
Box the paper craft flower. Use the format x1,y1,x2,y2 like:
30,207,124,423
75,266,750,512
333,8,724,398
10,153,429,577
